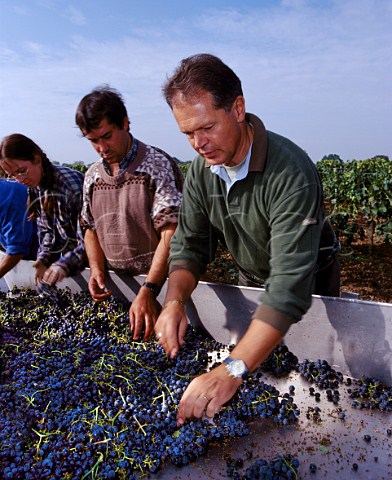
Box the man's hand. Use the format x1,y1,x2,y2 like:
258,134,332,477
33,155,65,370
176,364,242,425
129,288,160,340
155,302,188,358
88,269,111,302
42,265,67,285
174,319,285,425
33,260,48,285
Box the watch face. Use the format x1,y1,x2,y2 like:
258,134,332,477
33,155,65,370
231,360,246,376
224,357,249,379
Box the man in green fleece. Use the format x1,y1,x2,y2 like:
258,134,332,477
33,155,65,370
155,53,340,425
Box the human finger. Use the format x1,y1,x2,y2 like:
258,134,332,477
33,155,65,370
142,313,156,341
130,310,144,340
155,311,181,357
91,291,111,302
43,268,59,286
204,395,222,419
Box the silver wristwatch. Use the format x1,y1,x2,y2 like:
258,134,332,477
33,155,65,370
223,356,249,379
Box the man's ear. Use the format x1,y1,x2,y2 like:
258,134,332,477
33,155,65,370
122,116,130,131
232,95,246,122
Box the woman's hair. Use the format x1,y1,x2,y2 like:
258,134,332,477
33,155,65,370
75,85,128,134
0,133,55,219
162,53,243,111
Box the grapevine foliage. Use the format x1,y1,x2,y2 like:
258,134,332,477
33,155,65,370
316,156,392,248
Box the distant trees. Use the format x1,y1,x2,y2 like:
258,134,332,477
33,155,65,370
63,161,90,174
321,153,343,163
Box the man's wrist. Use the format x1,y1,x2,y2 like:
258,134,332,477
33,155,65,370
162,299,186,310
223,356,249,379
142,281,161,298
52,264,68,275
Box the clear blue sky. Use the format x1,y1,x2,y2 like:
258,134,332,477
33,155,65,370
0,0,391,165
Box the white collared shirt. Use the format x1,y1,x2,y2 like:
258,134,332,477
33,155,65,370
210,143,253,195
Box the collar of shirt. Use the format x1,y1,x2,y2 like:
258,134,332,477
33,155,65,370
102,135,138,175
210,143,253,194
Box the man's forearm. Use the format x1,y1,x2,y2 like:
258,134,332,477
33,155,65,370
142,224,176,288
226,318,284,373
84,228,105,273
164,268,198,304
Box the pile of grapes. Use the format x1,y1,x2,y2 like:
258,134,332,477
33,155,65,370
0,288,300,479
1,288,391,479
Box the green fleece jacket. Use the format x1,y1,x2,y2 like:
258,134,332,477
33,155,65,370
169,113,326,334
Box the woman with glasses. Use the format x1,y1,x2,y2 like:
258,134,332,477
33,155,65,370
0,133,87,286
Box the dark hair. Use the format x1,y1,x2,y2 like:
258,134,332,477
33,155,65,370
0,133,54,219
162,53,243,111
75,85,129,134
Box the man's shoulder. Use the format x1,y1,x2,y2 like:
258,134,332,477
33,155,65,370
84,161,102,177
267,130,302,150
55,164,85,180
266,131,314,165
137,140,174,162
136,140,184,177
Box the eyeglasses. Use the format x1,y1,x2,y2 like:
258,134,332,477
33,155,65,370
7,169,29,182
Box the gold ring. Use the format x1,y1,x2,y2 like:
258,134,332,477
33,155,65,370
201,393,209,401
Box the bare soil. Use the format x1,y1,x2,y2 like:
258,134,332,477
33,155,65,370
205,240,392,304
338,240,391,303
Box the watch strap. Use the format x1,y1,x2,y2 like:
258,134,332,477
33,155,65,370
142,281,161,298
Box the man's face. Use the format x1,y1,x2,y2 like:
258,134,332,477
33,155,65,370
83,117,130,165
172,90,246,167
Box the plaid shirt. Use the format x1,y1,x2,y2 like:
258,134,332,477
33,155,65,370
34,165,87,276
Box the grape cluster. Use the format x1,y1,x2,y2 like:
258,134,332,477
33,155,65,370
258,344,298,377
296,359,343,390
226,453,300,479
0,288,300,479
348,376,392,411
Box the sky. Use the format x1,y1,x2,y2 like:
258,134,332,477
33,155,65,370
0,0,391,166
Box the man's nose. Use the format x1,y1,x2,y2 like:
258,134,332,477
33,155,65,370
97,139,109,153
193,132,207,150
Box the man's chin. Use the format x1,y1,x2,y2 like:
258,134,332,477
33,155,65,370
202,155,225,166
102,156,118,164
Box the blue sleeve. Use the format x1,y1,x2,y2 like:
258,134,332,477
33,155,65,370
0,190,35,256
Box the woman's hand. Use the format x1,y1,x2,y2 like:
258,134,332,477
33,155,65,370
33,260,48,285
42,264,67,285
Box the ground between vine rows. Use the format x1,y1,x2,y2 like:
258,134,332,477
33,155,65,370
204,240,392,304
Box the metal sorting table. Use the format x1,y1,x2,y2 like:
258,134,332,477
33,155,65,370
153,372,391,479
2,256,392,478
